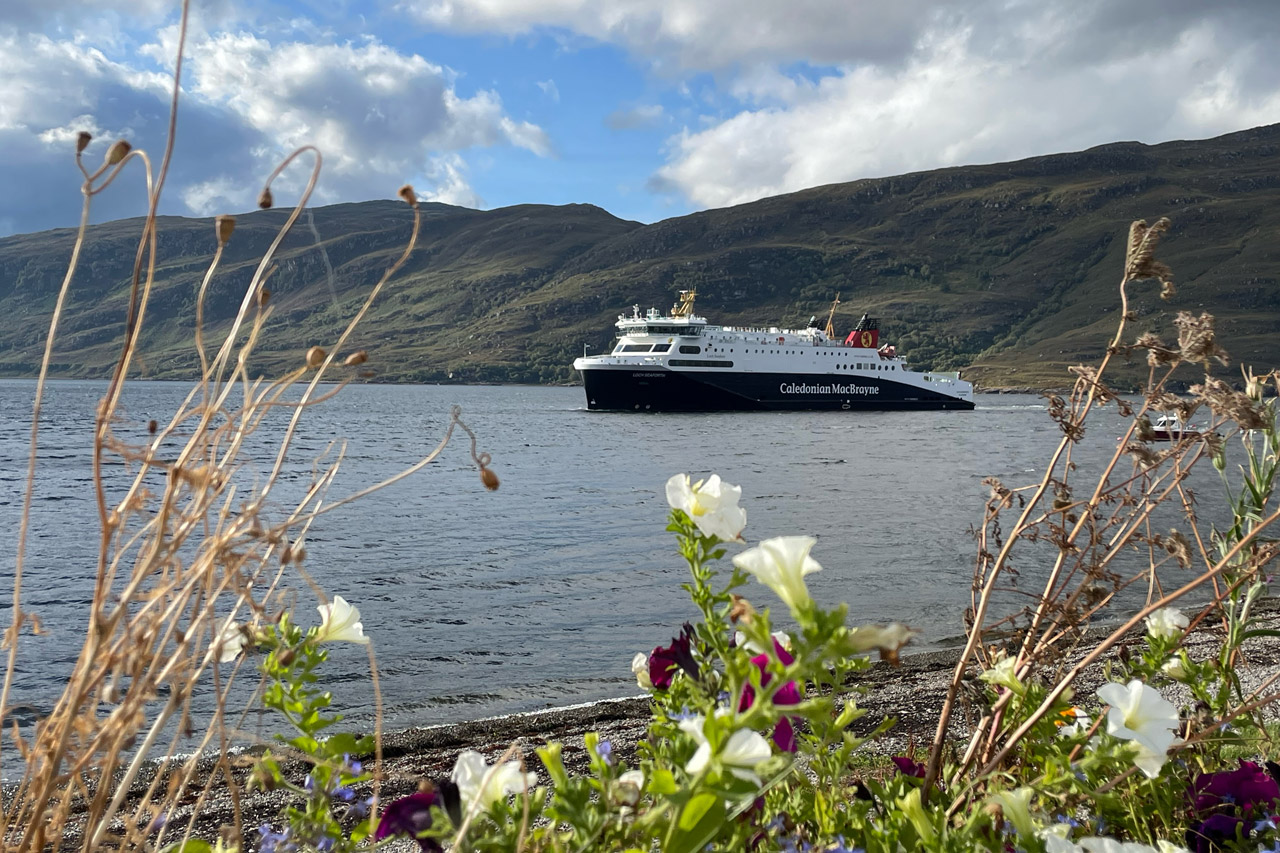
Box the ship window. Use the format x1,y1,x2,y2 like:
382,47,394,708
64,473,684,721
621,344,651,352
652,343,670,353
679,345,701,354
669,359,733,368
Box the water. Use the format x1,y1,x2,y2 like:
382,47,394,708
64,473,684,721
0,379,1223,734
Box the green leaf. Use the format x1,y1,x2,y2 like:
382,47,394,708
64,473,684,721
648,768,679,796
159,842,213,853
668,793,726,853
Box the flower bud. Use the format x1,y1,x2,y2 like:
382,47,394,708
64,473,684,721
344,350,368,366
105,140,131,166
305,346,326,368
398,184,418,207
215,215,236,245
76,131,92,153
258,288,271,307
480,467,500,491
148,419,158,434
258,187,273,209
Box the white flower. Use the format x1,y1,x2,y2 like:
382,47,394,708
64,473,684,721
979,652,1024,693
733,630,791,655
216,621,247,663
665,474,746,540
314,595,370,645
679,714,772,786
1080,838,1189,853
849,623,915,657
631,652,652,689
988,787,1036,840
616,769,645,806
1144,607,1188,642
1160,657,1188,681
1055,706,1091,738
732,536,821,616
451,750,538,814
1097,679,1180,778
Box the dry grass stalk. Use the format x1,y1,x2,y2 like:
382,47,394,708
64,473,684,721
0,3,494,848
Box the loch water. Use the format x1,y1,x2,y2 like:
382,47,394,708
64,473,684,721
0,380,1218,734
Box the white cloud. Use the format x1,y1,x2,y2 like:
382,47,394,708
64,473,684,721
536,79,560,102
606,103,664,130
651,12,1280,208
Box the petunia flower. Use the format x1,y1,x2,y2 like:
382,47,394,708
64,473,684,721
979,652,1024,694
314,595,370,645
1097,679,1180,778
666,473,746,541
631,652,653,689
1191,760,1280,815
1144,606,1189,642
734,630,791,655
891,756,926,778
1186,813,1248,853
649,623,700,689
732,536,822,617
374,790,443,853
738,637,802,752
450,750,537,815
848,623,916,662
988,787,1036,840
616,769,644,807
679,714,772,786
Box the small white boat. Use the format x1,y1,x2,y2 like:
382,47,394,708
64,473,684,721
1149,413,1202,441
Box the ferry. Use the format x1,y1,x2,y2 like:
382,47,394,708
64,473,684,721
572,291,975,412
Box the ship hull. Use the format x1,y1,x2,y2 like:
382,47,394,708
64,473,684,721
578,366,974,412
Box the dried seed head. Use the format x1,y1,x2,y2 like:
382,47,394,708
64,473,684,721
76,131,92,153
1165,529,1192,569
1175,311,1228,367
215,214,236,245
344,350,368,366
258,287,271,307
276,648,295,667
1124,217,1173,286
1244,366,1266,401
258,187,273,209
728,594,755,625
479,467,500,491
305,346,326,368
148,419,158,434
398,184,418,207
105,140,132,166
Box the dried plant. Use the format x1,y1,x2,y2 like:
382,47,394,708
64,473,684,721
0,4,494,849
922,214,1280,808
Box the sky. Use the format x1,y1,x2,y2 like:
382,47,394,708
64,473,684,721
2,0,1279,236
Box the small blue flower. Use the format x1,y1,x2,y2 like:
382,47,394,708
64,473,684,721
349,796,373,820
344,753,363,775
303,775,316,794
334,786,356,802
672,706,697,721
596,740,613,765
315,836,335,853
1256,815,1279,833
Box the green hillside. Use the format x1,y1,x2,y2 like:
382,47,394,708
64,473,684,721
3,124,1279,389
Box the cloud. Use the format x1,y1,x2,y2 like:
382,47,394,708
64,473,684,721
0,23,549,234
650,7,1280,208
536,79,559,102
605,103,663,130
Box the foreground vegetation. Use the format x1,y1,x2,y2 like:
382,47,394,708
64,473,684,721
5,10,1280,851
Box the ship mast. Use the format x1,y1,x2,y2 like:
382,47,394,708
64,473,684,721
823,293,841,338
671,289,697,318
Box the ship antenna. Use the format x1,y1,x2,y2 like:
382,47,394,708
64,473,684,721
672,288,697,318
824,293,841,338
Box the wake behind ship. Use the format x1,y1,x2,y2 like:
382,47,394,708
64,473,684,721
572,291,975,412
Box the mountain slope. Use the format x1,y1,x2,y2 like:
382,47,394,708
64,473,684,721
2,124,1279,389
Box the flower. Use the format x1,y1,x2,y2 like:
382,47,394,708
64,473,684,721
891,756,926,778
217,621,247,663
1097,680,1180,778
631,652,653,689
1186,813,1248,853
734,630,791,655
451,750,537,815
314,596,370,645
1160,657,1188,681
848,623,915,663
1055,707,1092,738
1145,606,1189,642
616,769,644,806
666,473,746,540
374,790,442,853
739,636,802,752
1191,760,1280,815
649,623,700,690
988,787,1036,840
979,652,1024,694
732,536,822,616
680,714,772,786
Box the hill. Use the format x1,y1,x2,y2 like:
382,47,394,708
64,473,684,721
2,124,1279,389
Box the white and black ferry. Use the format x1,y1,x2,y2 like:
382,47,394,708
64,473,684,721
572,291,974,412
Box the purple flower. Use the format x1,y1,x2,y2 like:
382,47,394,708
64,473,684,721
1193,760,1280,816
891,757,927,779
649,623,700,690
1186,813,1248,853
595,740,613,765
739,637,802,752
375,791,443,853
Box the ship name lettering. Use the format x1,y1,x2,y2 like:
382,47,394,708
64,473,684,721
778,382,879,395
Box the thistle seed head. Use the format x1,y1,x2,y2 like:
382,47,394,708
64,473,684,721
258,187,273,209
76,131,92,153
344,350,368,366
398,184,418,207
305,346,326,368
215,214,236,245
479,467,500,491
